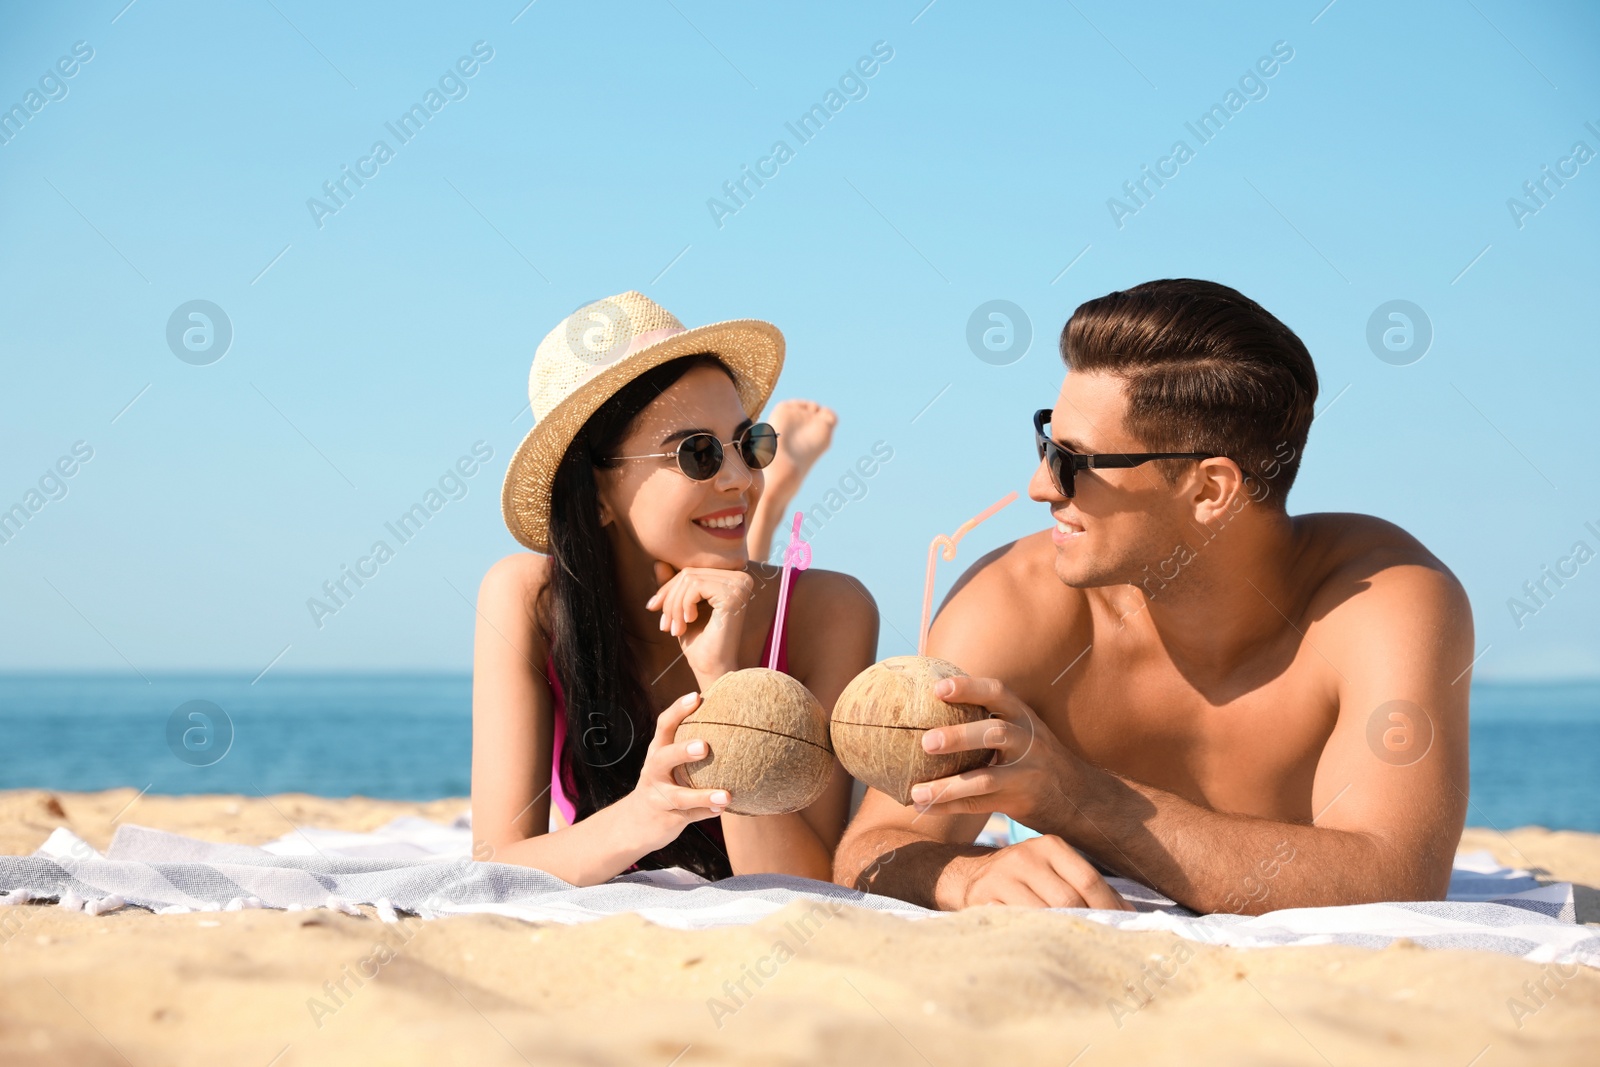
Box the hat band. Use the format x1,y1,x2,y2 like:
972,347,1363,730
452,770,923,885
624,326,686,357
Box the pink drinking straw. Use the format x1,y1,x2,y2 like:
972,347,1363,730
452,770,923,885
918,491,1020,656
767,511,812,670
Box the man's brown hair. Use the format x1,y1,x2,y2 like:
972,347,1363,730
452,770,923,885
1061,278,1318,506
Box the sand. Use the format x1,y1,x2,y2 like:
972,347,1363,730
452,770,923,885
1,788,1596,1066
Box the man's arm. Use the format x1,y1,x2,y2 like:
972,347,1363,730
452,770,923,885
910,556,1473,913
831,788,989,908
834,788,1127,909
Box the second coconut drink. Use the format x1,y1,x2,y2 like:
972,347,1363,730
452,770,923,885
830,492,1018,805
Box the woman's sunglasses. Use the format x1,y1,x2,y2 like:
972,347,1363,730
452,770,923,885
1033,409,1217,497
606,422,779,481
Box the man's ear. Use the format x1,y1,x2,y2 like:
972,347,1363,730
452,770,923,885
1191,457,1248,526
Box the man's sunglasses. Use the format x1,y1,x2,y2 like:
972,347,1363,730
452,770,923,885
1033,409,1218,498
606,422,779,481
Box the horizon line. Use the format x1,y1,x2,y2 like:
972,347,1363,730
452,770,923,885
1,669,1598,686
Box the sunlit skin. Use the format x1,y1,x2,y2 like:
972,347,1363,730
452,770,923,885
471,367,877,886
834,369,1473,913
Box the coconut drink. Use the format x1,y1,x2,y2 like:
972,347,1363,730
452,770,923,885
829,491,1018,806
830,655,988,805
675,667,833,815
672,511,830,815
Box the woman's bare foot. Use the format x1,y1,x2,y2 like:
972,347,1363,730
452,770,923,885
769,399,837,481
747,399,838,561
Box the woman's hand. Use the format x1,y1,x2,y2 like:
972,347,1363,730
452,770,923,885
620,691,730,853
647,562,755,687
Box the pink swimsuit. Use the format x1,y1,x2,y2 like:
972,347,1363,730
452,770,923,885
544,567,797,827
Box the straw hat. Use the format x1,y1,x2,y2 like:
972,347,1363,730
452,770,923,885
501,291,785,552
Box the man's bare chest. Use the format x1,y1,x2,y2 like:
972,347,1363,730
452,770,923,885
1030,656,1338,821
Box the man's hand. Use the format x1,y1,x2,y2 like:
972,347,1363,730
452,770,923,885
951,835,1132,910
908,675,1084,833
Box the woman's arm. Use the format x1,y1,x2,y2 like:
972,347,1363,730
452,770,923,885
469,554,551,852
717,569,880,880
470,554,727,885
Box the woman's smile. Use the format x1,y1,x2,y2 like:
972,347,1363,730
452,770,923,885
693,505,747,539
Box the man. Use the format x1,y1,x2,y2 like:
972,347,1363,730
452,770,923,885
834,279,1473,914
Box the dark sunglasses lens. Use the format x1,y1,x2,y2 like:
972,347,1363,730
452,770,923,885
740,424,778,470
1036,413,1073,497
1044,442,1073,497
677,435,723,480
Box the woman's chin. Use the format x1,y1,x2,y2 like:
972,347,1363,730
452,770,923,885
643,542,744,572
684,542,749,569
707,548,750,569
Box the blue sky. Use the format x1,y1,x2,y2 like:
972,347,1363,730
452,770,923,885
1,0,1596,680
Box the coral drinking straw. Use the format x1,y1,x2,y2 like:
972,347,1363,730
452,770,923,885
767,511,812,670
918,491,1020,656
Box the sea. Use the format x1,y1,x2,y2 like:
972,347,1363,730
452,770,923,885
0,675,1595,833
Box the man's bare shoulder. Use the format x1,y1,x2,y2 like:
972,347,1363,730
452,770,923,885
1296,512,1461,587
1295,512,1471,640
928,531,1089,676
940,529,1069,607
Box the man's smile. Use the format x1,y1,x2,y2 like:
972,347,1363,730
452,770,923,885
1052,513,1086,543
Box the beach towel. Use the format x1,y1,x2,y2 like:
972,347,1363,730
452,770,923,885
2,815,1595,969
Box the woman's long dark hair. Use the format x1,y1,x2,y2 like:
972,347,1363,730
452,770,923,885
540,354,736,879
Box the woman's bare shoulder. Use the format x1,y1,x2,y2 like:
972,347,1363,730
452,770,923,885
786,566,879,654
481,551,551,592
780,567,879,685
477,552,553,639
792,566,878,618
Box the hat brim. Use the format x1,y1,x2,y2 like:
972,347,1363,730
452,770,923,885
500,318,785,553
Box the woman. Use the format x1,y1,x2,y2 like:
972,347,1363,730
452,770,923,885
472,291,878,884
